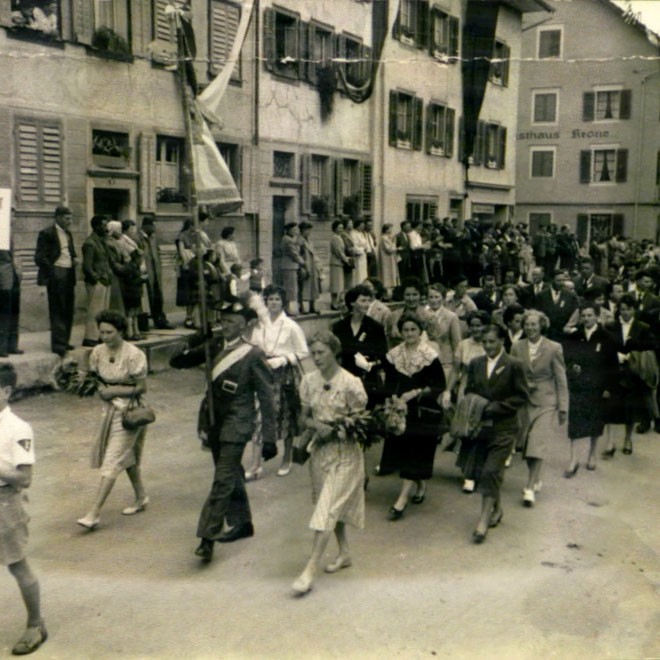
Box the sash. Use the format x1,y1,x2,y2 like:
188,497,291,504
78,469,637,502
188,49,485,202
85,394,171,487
212,343,253,382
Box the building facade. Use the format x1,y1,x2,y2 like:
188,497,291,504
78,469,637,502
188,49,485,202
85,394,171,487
516,0,660,243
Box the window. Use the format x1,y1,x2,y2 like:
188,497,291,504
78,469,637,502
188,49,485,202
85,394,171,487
310,155,328,198
406,196,437,224
530,147,555,178
217,143,242,190
538,28,561,59
394,0,430,50
532,91,558,123
471,120,507,168
9,1,61,37
263,7,301,80
336,34,371,87
301,153,331,216
14,117,63,207
92,0,130,51
577,213,624,246
92,130,130,168
529,212,552,236
209,0,241,81
156,136,185,202
583,90,632,121
580,148,628,184
489,40,510,86
430,8,459,61
306,22,333,85
389,90,423,150
273,151,294,179
426,103,455,157
334,158,362,217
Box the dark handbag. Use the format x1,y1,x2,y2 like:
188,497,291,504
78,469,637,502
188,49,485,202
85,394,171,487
122,392,156,430
292,429,315,465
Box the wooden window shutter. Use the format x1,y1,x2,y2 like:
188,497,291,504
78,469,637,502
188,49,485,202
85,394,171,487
583,92,595,122
209,1,241,78
361,162,373,215
445,108,455,158
458,116,464,161
498,126,507,169
263,8,276,72
425,104,433,154
297,19,307,80
361,44,373,83
15,120,41,204
416,1,430,50
335,33,346,83
580,150,591,183
474,120,485,165
389,90,398,146
334,158,344,216
150,0,176,64
615,149,628,183
413,97,423,151
327,157,336,216
41,123,63,205
72,0,94,45
300,153,311,215
138,132,157,213
392,7,401,40
612,214,624,236
448,15,459,59
577,214,589,246
305,23,316,83
619,89,632,119
502,45,510,86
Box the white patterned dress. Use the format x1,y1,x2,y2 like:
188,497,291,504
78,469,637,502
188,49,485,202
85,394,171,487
300,368,368,532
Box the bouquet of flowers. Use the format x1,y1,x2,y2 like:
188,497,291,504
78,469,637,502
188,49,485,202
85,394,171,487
375,395,407,436
53,361,104,397
316,409,379,450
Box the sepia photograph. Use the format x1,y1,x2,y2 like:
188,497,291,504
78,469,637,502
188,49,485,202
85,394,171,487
0,0,659,657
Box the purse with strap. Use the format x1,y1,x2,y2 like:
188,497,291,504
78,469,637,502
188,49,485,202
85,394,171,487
122,391,156,430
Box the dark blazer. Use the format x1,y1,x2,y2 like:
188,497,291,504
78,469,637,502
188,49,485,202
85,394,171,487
82,233,112,286
471,288,502,316
574,273,609,298
564,325,618,395
170,337,276,445
535,287,579,341
636,291,660,328
34,224,77,286
464,352,528,433
332,314,387,378
604,318,656,355
520,282,548,309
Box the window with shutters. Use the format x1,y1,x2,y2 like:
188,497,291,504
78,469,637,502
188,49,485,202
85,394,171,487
580,147,628,184
263,7,300,80
209,0,241,81
406,196,437,224
9,0,61,37
394,0,430,49
308,22,333,85
390,91,423,150
217,142,241,190
310,155,328,198
426,103,455,158
430,9,459,62
583,89,632,122
579,213,624,244
156,136,186,203
530,147,555,178
593,149,616,183
92,0,130,52
14,118,63,208
484,123,506,169
489,40,509,86
341,34,367,87
532,90,558,124
538,27,561,59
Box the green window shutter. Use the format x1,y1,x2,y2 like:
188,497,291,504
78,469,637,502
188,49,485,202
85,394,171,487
138,132,157,213
498,126,507,169
305,23,315,84
263,8,276,72
361,162,373,215
619,89,632,119
150,0,176,64
448,15,459,59
209,1,241,78
583,92,595,122
445,108,455,158
72,0,94,44
580,150,591,184
615,149,628,183
577,214,589,246
360,44,373,83
413,97,424,151
389,90,398,146
300,153,311,215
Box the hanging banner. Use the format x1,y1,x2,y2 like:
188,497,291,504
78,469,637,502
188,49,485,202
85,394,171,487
0,189,11,251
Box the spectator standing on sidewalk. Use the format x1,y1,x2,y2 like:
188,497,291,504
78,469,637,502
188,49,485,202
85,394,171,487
0,231,23,358
82,216,112,348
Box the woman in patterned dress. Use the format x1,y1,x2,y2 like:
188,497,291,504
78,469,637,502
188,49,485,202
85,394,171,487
292,331,368,596
77,310,150,530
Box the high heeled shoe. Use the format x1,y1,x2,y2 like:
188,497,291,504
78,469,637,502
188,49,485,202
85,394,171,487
244,467,263,482
563,464,579,479
472,529,487,544
388,505,406,521
489,509,503,528
324,557,352,573
122,496,150,515
622,441,633,455
291,573,313,596
601,447,616,459
76,515,100,531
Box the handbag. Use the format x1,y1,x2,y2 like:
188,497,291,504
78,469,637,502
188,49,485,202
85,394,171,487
122,392,156,430
292,429,316,465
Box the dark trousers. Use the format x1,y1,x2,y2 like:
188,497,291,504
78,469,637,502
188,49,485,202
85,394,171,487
197,442,251,541
46,266,75,353
475,425,516,501
146,277,166,325
0,278,20,354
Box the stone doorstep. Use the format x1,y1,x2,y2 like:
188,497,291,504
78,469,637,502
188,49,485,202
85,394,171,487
4,308,345,398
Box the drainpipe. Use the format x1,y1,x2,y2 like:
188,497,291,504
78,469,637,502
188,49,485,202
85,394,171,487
633,68,660,238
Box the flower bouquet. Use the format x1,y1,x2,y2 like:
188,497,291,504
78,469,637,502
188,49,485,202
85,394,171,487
53,361,104,397
375,395,407,436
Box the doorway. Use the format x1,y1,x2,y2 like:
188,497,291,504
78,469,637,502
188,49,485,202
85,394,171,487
93,188,131,220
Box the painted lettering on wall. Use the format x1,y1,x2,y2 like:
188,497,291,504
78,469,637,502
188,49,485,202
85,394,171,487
516,129,612,140
570,129,610,139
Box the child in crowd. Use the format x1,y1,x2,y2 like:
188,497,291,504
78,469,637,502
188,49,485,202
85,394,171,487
0,363,47,655
249,257,265,293
121,249,147,340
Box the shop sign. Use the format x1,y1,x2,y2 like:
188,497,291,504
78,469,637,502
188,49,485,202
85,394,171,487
473,204,495,214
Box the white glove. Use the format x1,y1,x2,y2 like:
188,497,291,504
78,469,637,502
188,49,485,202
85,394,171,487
267,356,288,370
354,352,372,372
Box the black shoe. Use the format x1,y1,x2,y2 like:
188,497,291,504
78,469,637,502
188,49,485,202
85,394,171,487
601,447,616,459
194,538,214,561
563,464,579,479
387,505,406,521
489,509,504,528
654,419,660,434
472,530,487,544
217,522,254,543
622,441,633,455
636,421,650,434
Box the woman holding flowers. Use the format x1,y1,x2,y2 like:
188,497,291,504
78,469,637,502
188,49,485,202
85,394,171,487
291,331,369,596
379,313,445,520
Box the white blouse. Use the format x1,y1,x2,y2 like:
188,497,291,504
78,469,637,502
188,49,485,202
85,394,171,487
251,311,309,364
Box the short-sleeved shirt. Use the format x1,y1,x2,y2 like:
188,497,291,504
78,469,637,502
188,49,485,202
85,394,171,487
0,406,35,487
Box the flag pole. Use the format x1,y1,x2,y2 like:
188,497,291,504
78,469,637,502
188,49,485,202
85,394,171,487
175,13,216,428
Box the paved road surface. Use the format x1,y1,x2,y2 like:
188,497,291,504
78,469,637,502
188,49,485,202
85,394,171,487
2,368,659,659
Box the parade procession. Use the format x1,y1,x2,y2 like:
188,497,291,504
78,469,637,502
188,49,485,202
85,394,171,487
1,0,660,658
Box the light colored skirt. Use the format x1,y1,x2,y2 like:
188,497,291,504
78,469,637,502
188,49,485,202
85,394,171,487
0,488,29,565
330,265,345,294
309,440,365,532
521,404,564,460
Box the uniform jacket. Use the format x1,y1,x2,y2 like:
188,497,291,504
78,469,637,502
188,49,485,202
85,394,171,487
82,233,112,286
34,224,77,286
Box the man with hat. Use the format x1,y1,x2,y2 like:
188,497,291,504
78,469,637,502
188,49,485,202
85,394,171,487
34,206,77,357
170,299,277,562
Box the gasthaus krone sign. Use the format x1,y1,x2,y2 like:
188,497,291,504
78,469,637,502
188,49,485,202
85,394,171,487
0,188,11,250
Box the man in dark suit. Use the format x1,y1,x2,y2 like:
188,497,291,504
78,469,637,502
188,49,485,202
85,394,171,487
574,257,608,299
170,301,277,563
137,215,172,329
471,274,502,315
34,206,76,357
465,324,528,543
535,270,579,342
395,220,412,283
0,232,23,357
519,267,547,309
631,269,660,327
